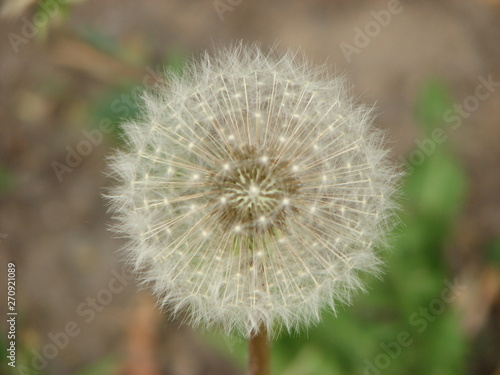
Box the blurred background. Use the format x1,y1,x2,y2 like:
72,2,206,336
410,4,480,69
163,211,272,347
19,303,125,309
0,0,499,374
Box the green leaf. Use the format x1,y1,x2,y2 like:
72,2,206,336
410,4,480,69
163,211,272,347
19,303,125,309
404,148,466,236
72,356,120,375
484,238,500,266
415,80,453,135
0,166,14,193
77,27,122,57
280,345,340,375
88,83,142,144
165,49,188,77
33,0,75,44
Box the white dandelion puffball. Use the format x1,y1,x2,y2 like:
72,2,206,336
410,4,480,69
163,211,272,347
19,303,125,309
108,45,398,338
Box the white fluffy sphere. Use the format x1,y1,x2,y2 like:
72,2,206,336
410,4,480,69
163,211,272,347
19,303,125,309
107,45,398,338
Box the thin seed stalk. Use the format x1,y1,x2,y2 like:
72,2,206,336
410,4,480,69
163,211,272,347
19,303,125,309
248,324,270,375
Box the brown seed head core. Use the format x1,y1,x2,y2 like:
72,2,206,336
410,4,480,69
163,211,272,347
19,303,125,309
209,146,299,235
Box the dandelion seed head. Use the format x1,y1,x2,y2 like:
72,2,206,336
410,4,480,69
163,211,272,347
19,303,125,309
107,44,399,338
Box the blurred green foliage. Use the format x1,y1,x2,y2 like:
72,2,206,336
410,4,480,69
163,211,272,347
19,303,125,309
415,80,453,134
34,0,75,41
88,82,142,144
78,27,125,58
88,49,187,145
72,356,121,375
0,166,14,193
205,80,469,375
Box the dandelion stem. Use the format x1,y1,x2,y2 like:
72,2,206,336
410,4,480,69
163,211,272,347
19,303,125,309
248,324,270,375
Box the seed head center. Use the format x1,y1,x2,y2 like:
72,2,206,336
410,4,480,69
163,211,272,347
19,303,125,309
210,146,299,234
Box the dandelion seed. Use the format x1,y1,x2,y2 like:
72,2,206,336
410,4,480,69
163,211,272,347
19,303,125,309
107,44,399,340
